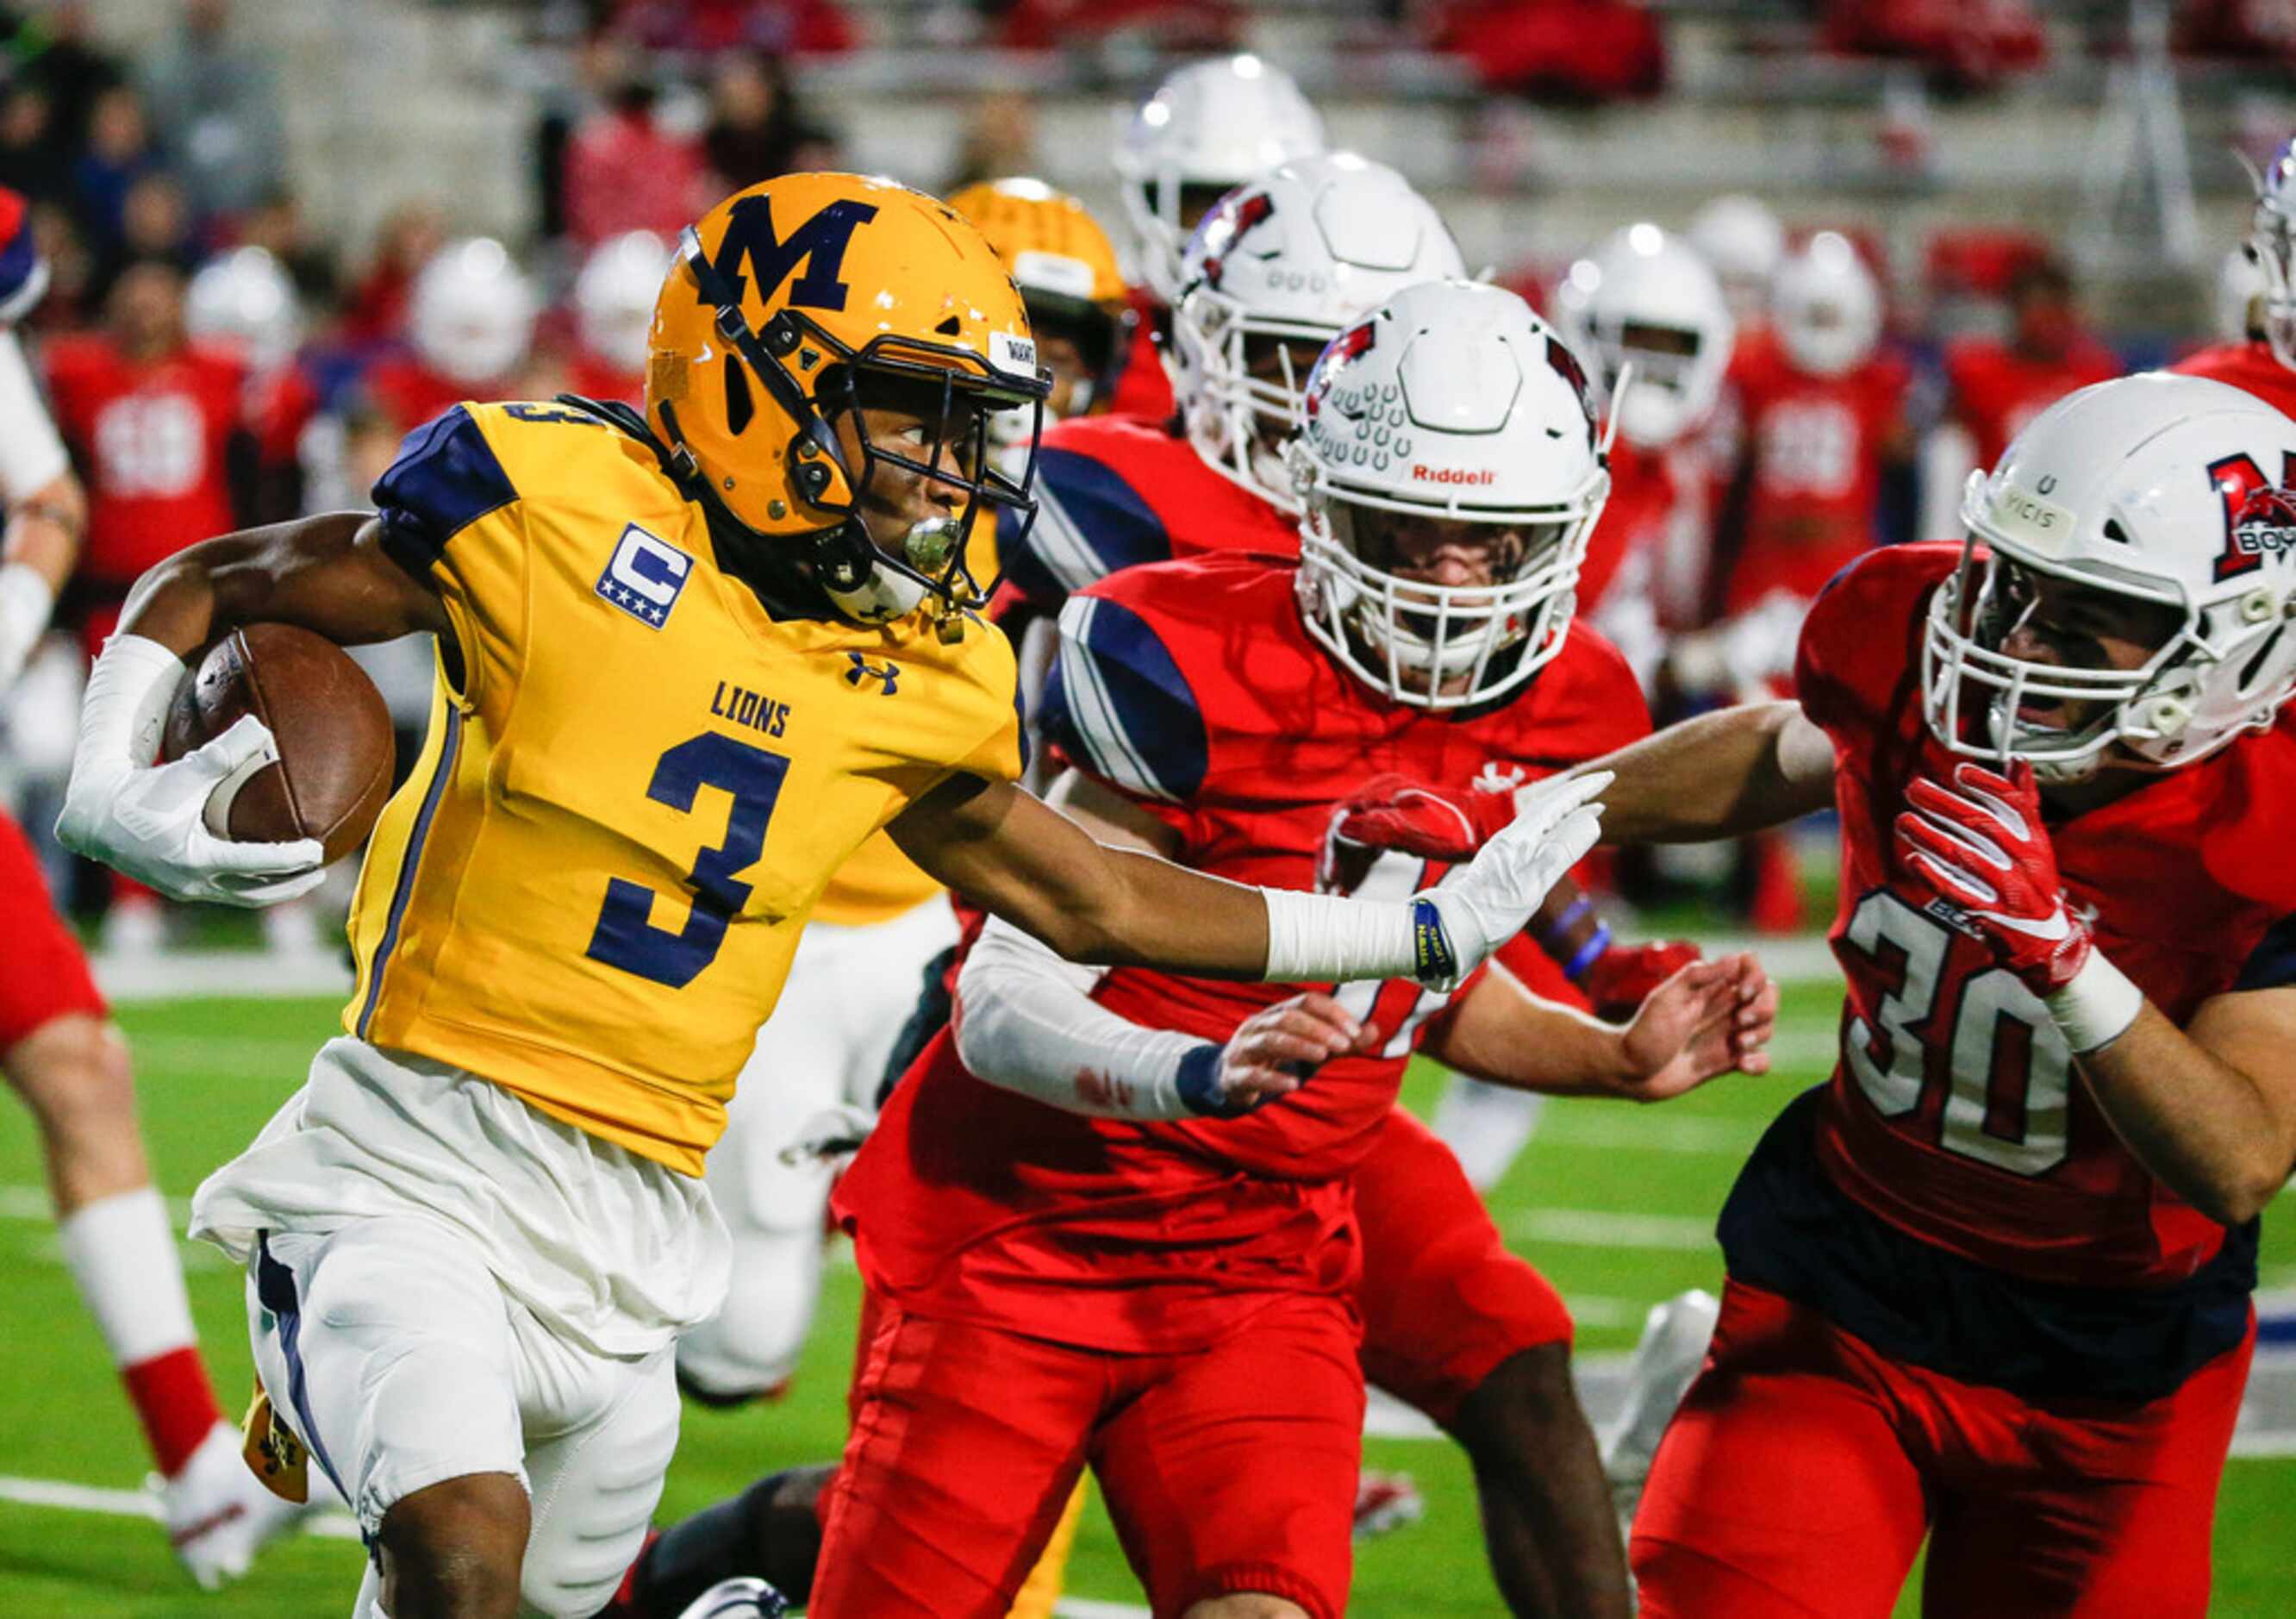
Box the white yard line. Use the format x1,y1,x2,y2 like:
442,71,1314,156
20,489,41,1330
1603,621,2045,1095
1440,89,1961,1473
0,1473,361,1541
1507,1208,1717,1252
1533,1113,1761,1157
90,951,353,1004
0,1185,191,1223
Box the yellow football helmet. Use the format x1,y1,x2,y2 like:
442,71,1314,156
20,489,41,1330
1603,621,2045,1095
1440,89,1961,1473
948,178,1133,419
646,172,1051,623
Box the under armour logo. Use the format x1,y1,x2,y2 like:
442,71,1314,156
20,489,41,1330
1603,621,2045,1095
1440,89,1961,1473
845,652,900,695
1472,760,1527,795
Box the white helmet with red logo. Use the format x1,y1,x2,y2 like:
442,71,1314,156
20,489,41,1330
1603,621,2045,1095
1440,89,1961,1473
1924,372,2296,780
1772,231,1881,378
1114,53,1326,305
410,237,536,384
1548,223,1734,451
1171,152,1463,514
1291,279,1611,709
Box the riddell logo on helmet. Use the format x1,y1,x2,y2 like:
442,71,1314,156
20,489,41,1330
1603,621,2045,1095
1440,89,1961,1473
1412,465,1498,486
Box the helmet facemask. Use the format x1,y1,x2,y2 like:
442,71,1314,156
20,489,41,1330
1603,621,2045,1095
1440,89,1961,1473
1175,289,1327,512
1592,317,1708,447
1921,528,2212,783
1296,464,1601,712
668,222,1046,629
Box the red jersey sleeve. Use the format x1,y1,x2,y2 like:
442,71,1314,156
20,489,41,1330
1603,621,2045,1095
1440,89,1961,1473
1794,541,1958,742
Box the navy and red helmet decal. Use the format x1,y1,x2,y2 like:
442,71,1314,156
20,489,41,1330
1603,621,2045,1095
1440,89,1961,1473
1195,190,1276,291
1302,316,1375,422
2207,450,2296,583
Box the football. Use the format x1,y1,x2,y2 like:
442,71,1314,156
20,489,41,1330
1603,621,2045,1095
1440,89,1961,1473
159,622,396,865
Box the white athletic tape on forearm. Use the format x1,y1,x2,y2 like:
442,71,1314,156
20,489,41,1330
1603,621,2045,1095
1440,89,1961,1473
2046,949,2145,1055
1259,886,1423,986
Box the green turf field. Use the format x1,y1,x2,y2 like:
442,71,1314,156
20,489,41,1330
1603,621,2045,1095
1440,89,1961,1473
0,986,2288,1615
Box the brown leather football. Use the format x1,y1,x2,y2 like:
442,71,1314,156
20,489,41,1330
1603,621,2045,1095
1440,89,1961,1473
159,623,396,865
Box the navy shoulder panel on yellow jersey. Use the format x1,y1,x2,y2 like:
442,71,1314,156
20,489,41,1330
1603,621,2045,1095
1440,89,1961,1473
372,405,519,576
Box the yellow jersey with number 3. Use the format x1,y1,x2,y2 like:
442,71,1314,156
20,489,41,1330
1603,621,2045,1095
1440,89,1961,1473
344,400,1022,1174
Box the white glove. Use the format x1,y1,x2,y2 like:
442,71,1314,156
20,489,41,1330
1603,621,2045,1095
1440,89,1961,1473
55,633,325,908
1415,770,1610,992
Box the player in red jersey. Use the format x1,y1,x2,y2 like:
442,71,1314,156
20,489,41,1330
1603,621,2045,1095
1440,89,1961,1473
0,209,303,1586
2175,136,2296,421
1692,233,1912,697
186,246,321,528
45,256,254,949
1942,252,2120,471
1107,54,1327,425
1547,222,1738,687
1581,371,2296,1616
358,235,538,434
44,259,250,653
807,282,1777,1619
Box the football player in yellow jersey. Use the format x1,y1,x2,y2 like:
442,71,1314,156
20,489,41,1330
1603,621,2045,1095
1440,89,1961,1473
679,177,1135,1411
56,172,1600,1619
664,178,1132,1619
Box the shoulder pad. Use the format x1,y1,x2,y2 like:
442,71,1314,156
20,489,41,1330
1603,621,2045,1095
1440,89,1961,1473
1009,437,1176,607
371,405,518,574
1041,588,1207,803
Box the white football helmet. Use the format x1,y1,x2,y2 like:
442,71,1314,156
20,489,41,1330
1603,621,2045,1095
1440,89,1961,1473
1292,279,1611,710
1772,232,1881,378
1172,152,1464,513
1113,53,1326,305
1549,224,1734,452
185,247,301,373
1688,193,1785,323
574,230,671,376
1924,372,2296,781
409,237,536,384
2249,135,2296,371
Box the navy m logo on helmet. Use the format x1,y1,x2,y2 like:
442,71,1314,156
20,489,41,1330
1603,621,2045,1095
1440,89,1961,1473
707,195,881,313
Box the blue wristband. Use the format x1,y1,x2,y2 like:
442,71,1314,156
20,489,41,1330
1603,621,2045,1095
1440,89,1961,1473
1175,1041,1231,1116
1538,894,1594,947
1562,922,1613,984
1412,896,1460,986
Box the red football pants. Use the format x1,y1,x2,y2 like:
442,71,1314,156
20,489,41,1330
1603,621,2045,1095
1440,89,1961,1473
1633,1279,2254,1619
0,810,106,1052
814,1295,1363,1619
1355,1107,1573,1427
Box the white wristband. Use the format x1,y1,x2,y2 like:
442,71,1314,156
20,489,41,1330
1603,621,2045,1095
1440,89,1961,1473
83,633,190,769
0,559,53,686
1259,886,1422,985
2045,950,2144,1055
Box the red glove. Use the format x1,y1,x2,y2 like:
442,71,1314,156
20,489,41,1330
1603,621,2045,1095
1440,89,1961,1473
1318,772,1513,893
1580,937,1704,1021
1894,759,2093,993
